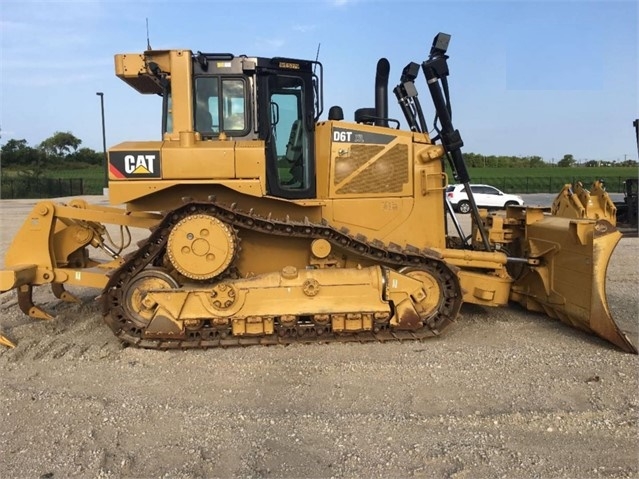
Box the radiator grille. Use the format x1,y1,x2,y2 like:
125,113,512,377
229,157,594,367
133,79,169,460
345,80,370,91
335,144,409,194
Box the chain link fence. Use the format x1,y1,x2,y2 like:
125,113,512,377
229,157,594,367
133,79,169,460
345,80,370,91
468,176,632,194
0,175,634,199
0,178,104,199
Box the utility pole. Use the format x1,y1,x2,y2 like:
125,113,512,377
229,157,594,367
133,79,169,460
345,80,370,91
96,92,107,191
634,119,639,158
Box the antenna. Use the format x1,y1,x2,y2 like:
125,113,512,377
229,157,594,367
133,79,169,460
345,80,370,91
146,18,152,50
313,42,321,73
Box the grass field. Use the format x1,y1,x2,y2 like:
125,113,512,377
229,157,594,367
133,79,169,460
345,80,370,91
1,165,106,198
0,165,104,180
17,165,639,182
465,166,637,179
47,165,105,180
446,166,637,193
2,164,637,198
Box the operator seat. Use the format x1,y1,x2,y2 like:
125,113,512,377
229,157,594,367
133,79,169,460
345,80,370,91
285,120,303,163
283,120,304,186
196,108,213,132
195,95,214,133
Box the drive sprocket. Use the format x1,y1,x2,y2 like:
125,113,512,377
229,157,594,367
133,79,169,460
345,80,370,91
166,214,237,280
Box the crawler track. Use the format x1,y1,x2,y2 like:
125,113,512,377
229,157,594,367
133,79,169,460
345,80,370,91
102,200,462,349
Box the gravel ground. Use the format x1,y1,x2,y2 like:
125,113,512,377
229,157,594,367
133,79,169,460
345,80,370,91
0,195,637,479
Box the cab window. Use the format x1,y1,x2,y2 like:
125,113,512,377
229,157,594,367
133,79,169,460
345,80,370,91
195,77,219,133
222,80,246,131
194,77,248,135
163,90,173,134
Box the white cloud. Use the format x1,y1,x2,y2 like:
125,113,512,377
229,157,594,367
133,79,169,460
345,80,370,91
0,129,16,138
1,0,106,49
6,0,106,24
2,58,112,70
255,37,285,51
3,73,102,87
293,25,317,33
330,0,353,6
0,20,30,31
1,1,110,85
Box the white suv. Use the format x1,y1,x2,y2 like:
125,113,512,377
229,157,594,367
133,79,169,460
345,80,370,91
446,184,524,214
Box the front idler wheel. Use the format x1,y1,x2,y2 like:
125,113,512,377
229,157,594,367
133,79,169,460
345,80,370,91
122,268,179,329
398,264,462,332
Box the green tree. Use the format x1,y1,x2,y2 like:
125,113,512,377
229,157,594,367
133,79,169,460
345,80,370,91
620,158,638,167
463,152,484,167
557,154,576,167
2,138,28,155
528,155,545,167
1,138,46,167
70,147,103,165
39,131,82,160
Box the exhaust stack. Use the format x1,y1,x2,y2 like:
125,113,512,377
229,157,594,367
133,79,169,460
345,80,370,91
375,58,390,127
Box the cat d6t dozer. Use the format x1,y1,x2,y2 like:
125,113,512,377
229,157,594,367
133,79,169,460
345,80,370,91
0,33,635,353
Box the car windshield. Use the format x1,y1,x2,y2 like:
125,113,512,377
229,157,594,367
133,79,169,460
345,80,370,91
446,185,455,192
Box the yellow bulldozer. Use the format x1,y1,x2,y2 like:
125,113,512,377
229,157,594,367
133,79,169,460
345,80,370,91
0,33,635,353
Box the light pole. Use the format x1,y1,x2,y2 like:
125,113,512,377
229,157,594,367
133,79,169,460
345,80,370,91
634,119,639,158
96,92,107,189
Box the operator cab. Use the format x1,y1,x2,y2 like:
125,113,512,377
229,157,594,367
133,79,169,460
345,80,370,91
162,53,323,200
257,65,320,199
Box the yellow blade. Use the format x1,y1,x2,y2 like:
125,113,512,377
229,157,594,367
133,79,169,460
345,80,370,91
0,334,16,349
511,216,637,354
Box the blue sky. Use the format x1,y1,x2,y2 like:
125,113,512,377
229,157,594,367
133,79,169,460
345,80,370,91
1,0,637,163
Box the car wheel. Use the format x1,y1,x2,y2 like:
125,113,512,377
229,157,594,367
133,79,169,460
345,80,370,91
504,201,519,209
458,201,471,214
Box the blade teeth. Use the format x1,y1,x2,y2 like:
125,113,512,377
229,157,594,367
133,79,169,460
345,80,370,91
0,335,16,349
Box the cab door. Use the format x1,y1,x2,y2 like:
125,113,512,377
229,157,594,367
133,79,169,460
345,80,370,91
257,70,316,199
